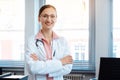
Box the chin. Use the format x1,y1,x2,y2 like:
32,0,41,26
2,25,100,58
46,25,54,28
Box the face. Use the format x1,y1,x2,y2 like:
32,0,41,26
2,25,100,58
38,7,57,30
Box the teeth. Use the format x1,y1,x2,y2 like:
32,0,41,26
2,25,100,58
46,23,51,26
46,22,51,26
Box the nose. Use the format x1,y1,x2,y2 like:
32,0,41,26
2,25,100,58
46,16,51,21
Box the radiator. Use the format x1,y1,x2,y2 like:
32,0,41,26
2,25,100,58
63,74,85,80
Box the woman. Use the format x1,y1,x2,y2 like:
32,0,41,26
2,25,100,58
25,4,73,80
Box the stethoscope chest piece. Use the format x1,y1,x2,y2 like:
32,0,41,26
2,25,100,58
35,39,44,47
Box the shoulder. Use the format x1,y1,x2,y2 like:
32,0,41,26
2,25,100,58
55,37,68,45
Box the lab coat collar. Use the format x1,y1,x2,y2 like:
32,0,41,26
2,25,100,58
35,30,59,40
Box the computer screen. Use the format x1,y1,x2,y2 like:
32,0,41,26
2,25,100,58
98,57,120,80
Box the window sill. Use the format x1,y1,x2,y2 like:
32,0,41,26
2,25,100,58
71,69,95,74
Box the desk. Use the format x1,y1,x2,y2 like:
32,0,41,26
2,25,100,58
0,74,28,80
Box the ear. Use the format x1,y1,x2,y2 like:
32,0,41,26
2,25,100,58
38,17,41,22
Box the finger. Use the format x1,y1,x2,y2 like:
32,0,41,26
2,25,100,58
31,54,38,58
30,54,36,58
31,56,38,60
31,53,37,56
30,54,38,60
67,55,72,57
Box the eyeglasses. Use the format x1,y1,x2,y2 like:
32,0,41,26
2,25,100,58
41,14,56,19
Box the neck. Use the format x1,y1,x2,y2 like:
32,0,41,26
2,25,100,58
41,29,53,44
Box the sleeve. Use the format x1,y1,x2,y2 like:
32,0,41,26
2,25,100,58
49,64,72,77
25,36,64,75
49,38,73,77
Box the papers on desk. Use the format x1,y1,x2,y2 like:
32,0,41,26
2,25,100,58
0,72,13,78
3,75,26,79
0,73,28,80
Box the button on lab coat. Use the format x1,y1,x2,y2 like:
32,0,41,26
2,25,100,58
25,35,73,80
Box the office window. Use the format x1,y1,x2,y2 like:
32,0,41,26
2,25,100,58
46,0,95,70
0,0,25,61
113,0,120,57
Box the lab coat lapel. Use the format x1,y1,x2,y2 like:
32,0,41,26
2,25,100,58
52,40,57,57
36,40,47,61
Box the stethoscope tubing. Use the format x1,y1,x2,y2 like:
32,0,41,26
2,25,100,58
35,39,56,57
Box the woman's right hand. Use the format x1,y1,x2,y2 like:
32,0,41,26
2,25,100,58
60,55,73,65
30,53,39,61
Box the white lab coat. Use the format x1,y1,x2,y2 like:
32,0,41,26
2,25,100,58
25,35,73,80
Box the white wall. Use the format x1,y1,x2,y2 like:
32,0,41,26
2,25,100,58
95,0,112,77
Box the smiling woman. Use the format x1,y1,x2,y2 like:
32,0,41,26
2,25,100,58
25,4,73,80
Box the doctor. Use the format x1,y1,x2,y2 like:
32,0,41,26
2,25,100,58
25,4,73,80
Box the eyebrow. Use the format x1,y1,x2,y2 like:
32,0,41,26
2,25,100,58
41,13,56,16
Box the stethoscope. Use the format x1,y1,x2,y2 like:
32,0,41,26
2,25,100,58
34,39,55,80
35,39,56,57
35,39,44,47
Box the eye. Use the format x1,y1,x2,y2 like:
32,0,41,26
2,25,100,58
43,15,48,18
41,14,56,19
50,15,55,18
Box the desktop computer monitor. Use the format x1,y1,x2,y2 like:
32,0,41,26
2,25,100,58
98,57,120,80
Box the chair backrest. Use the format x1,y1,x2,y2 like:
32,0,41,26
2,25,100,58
98,57,120,80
